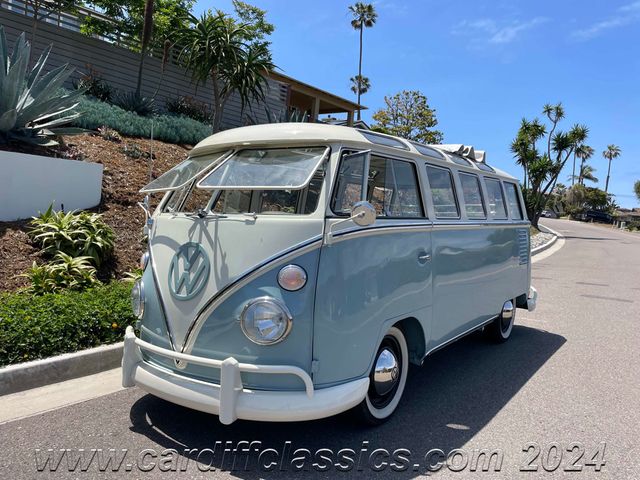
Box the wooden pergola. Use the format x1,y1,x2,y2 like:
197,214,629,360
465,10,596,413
268,71,365,126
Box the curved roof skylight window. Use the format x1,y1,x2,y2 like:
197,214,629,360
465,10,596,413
358,130,410,150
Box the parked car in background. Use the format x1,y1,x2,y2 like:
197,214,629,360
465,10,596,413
541,210,558,218
576,210,613,224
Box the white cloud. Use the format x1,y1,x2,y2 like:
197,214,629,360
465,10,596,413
572,1,640,40
453,17,548,45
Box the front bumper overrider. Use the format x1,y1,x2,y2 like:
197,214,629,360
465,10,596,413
122,327,369,424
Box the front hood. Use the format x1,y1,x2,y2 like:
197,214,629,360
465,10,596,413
148,214,323,350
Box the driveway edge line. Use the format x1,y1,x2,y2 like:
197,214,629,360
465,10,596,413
0,342,123,396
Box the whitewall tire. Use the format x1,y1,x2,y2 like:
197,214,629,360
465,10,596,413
355,326,409,425
487,299,516,343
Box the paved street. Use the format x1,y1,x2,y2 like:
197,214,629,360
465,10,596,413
0,219,638,479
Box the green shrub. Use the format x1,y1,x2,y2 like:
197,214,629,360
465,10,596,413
0,282,135,366
73,65,114,103
22,253,98,295
29,206,115,267
166,95,211,123
73,94,211,145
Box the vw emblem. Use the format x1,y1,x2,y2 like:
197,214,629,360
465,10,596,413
168,242,210,300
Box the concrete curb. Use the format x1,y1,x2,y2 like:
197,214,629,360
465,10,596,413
0,342,123,396
532,224,563,256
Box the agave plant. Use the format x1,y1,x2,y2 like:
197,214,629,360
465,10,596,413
0,26,85,146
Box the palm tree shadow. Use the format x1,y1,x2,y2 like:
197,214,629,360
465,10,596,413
128,325,565,478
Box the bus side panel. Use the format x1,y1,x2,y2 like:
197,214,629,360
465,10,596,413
429,225,528,349
312,230,432,387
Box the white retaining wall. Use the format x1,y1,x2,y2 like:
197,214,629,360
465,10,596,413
0,151,103,221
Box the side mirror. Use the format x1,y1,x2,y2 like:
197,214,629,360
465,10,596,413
351,201,376,227
324,201,376,245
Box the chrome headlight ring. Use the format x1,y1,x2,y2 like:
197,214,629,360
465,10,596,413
131,279,145,319
240,296,293,345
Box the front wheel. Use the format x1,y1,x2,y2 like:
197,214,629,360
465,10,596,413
486,299,516,343
354,326,409,425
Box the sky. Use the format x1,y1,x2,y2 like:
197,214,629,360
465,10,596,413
194,0,640,208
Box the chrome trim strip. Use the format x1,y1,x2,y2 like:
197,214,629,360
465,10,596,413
328,220,530,244
420,315,498,364
181,237,323,355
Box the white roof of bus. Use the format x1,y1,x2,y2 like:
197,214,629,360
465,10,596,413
190,123,514,179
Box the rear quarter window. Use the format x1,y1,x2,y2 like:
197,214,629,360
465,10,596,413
504,182,524,220
484,178,508,219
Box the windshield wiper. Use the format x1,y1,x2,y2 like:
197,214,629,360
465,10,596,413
184,209,227,219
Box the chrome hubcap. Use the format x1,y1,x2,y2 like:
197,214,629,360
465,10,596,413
501,300,514,332
373,348,400,396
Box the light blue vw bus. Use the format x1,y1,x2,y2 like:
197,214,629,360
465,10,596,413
122,124,537,425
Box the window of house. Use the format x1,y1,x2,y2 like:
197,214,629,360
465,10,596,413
459,173,486,219
484,178,508,219
504,182,524,220
425,165,459,219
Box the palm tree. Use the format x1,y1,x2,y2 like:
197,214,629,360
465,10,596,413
575,144,594,186
348,2,377,121
350,75,370,97
178,12,274,132
603,144,621,193
579,164,598,184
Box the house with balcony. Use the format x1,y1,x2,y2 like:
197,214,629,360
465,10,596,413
0,0,364,128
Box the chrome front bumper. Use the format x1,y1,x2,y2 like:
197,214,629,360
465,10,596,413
122,327,369,424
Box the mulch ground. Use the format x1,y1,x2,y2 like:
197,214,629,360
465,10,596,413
0,133,191,292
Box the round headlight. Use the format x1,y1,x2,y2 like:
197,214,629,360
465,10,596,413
277,264,307,291
240,297,292,345
140,251,150,270
131,280,145,319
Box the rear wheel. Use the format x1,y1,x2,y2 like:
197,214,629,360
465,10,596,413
486,299,516,343
354,326,408,425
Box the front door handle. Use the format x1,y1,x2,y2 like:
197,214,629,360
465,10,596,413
418,252,431,264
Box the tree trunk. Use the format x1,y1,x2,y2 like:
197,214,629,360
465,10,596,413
211,72,222,133
605,158,611,193
571,152,576,186
135,53,146,98
357,25,363,121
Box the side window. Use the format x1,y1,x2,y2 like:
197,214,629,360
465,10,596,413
459,173,486,219
504,182,524,220
425,165,459,219
484,178,508,219
367,157,424,218
331,151,367,214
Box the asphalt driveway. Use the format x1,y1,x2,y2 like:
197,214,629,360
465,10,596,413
0,219,638,479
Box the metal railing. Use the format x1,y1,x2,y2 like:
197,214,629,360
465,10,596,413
0,0,180,63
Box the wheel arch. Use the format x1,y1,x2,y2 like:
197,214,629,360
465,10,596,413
394,317,426,365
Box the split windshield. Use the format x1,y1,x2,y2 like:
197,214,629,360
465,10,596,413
140,150,229,193
162,147,328,215
197,147,329,190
